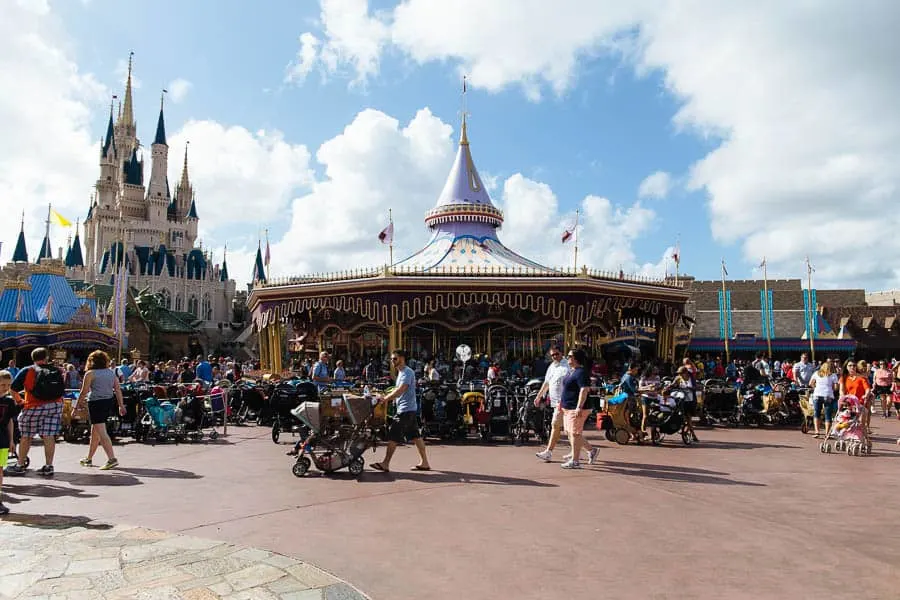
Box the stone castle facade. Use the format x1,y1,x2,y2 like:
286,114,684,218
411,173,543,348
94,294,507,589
82,57,235,324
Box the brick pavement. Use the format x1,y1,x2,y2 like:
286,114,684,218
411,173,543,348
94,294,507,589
0,518,368,599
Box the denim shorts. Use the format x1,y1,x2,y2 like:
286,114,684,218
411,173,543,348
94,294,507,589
813,396,837,422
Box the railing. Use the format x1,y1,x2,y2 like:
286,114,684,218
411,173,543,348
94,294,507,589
254,264,685,289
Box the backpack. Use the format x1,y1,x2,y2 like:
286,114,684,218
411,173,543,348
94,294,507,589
30,364,66,401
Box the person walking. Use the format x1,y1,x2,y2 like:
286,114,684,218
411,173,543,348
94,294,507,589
872,360,893,418
534,347,571,462
809,360,838,438
559,349,599,469
371,350,430,473
6,347,66,477
792,353,816,388
0,370,23,514
74,350,126,470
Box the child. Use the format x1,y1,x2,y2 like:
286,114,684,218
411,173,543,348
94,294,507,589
0,369,23,515
834,401,853,431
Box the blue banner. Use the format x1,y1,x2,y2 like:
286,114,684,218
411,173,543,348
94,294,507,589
759,289,775,338
803,289,818,336
719,290,734,340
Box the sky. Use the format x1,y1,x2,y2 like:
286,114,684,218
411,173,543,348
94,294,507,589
2,0,900,291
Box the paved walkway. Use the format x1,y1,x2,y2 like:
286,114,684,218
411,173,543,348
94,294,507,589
0,517,368,599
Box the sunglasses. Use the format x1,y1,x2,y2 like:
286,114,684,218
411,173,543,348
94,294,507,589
550,352,561,358
390,357,399,362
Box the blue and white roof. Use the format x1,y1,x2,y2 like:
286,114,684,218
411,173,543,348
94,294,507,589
395,119,555,274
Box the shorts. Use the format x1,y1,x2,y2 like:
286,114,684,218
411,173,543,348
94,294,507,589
0,447,8,466
388,411,421,443
682,400,698,418
563,408,591,436
874,385,892,396
813,397,837,422
640,395,656,407
88,398,114,425
18,402,63,437
550,405,564,433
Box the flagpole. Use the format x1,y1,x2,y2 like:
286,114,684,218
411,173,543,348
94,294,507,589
116,206,125,362
721,259,730,364
762,258,771,359
572,208,579,272
388,208,393,267
806,256,816,362
674,234,680,285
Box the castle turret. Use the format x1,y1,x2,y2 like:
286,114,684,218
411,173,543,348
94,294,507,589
12,215,28,263
114,52,138,158
146,93,170,224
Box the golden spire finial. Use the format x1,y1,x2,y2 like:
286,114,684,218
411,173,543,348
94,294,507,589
180,141,190,189
122,51,135,127
460,75,469,146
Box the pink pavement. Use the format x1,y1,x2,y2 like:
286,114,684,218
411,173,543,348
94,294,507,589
4,419,900,600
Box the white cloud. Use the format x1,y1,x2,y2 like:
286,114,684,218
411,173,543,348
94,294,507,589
637,170,672,200
291,0,900,288
285,33,320,83
167,78,192,103
0,2,106,261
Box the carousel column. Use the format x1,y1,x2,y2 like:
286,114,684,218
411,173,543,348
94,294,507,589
258,324,270,372
388,321,400,375
656,320,675,363
271,321,283,374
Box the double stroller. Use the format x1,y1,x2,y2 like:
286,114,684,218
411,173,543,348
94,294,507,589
819,395,871,456
290,394,378,478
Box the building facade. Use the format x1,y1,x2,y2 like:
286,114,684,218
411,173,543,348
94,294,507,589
81,56,235,325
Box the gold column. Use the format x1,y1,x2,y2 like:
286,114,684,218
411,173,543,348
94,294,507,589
656,321,675,363
388,322,400,375
271,321,283,374
259,324,270,372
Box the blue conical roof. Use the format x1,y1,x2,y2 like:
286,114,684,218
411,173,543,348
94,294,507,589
101,109,116,157
37,234,52,263
154,106,167,146
66,232,84,267
12,226,28,263
252,246,266,283
188,198,198,219
220,257,229,282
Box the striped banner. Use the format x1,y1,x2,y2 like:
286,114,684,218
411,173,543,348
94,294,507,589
803,288,818,336
718,290,734,340
759,289,775,338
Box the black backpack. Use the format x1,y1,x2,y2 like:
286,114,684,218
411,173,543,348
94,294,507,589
31,365,66,401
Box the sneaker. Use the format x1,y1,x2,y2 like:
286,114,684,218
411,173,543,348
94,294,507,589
37,465,54,477
79,458,93,467
561,460,581,469
5,464,26,476
535,450,552,461
99,459,119,471
588,447,600,465
0,503,9,516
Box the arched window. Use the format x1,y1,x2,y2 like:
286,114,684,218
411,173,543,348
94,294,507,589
159,288,171,309
188,295,199,318
202,294,212,321
174,294,183,312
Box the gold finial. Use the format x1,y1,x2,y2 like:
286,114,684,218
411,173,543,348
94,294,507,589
460,75,469,146
180,141,190,189
122,51,135,126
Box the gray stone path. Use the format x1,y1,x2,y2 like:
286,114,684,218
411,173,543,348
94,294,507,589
0,516,368,600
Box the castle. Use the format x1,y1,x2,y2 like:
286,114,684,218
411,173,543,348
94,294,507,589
81,55,236,323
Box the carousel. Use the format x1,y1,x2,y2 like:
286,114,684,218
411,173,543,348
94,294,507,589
248,117,690,373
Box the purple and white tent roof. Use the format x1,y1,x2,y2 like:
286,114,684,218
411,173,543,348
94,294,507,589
395,119,556,274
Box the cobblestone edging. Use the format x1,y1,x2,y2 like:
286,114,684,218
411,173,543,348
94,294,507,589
0,515,369,600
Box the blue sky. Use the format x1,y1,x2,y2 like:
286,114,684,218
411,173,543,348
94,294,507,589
3,1,898,289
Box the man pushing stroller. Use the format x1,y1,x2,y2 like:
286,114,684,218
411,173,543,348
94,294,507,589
371,350,431,473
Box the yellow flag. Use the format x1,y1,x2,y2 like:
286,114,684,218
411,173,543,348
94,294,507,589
50,209,72,227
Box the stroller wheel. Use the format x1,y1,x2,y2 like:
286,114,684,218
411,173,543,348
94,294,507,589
292,457,311,478
209,430,219,441
801,420,809,434
348,456,365,477
825,442,832,453
605,429,615,443
819,442,825,453
271,423,281,444
847,444,855,456
681,429,693,446
614,429,630,445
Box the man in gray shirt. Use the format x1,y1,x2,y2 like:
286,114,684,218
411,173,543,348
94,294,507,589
371,349,431,473
792,353,816,387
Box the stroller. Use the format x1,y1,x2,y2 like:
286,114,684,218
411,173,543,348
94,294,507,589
136,397,179,443
420,381,466,441
476,383,513,442
512,378,549,445
819,395,872,456
699,379,739,426
290,395,376,478
271,380,319,443
597,391,638,445
629,389,694,446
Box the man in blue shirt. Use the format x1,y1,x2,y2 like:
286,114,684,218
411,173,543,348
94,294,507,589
7,360,19,380
115,359,132,383
310,351,332,392
194,355,213,383
371,349,430,473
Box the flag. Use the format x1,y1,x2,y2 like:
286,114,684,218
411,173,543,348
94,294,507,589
37,296,54,323
672,242,680,266
264,238,271,267
378,222,394,245
463,76,467,93
561,226,575,244
721,260,729,277
14,291,23,321
50,209,72,227
758,257,767,269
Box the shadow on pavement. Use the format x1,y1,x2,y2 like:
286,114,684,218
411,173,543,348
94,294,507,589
359,469,558,487
594,461,765,486
116,467,203,479
51,472,142,487
692,440,800,450
4,482,99,499
0,513,113,530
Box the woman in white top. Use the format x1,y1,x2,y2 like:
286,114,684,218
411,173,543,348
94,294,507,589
809,360,838,438
425,360,441,382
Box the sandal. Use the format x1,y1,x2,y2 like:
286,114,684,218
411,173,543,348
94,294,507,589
371,462,389,473
411,465,431,471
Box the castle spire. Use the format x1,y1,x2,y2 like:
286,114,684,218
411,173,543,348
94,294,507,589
153,89,167,146
179,141,190,190
37,205,52,263
121,52,135,127
12,212,28,263
102,96,117,158
220,244,229,282
66,219,84,268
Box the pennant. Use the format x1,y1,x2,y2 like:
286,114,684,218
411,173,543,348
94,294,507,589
264,238,271,267
14,291,23,321
561,227,575,244
378,222,394,245
50,209,72,227
672,243,680,265
758,257,767,269
37,296,54,323
721,260,729,277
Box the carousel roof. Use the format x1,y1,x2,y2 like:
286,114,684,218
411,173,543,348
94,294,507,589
393,118,555,274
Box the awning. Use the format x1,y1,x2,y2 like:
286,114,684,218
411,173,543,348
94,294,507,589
688,337,857,353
